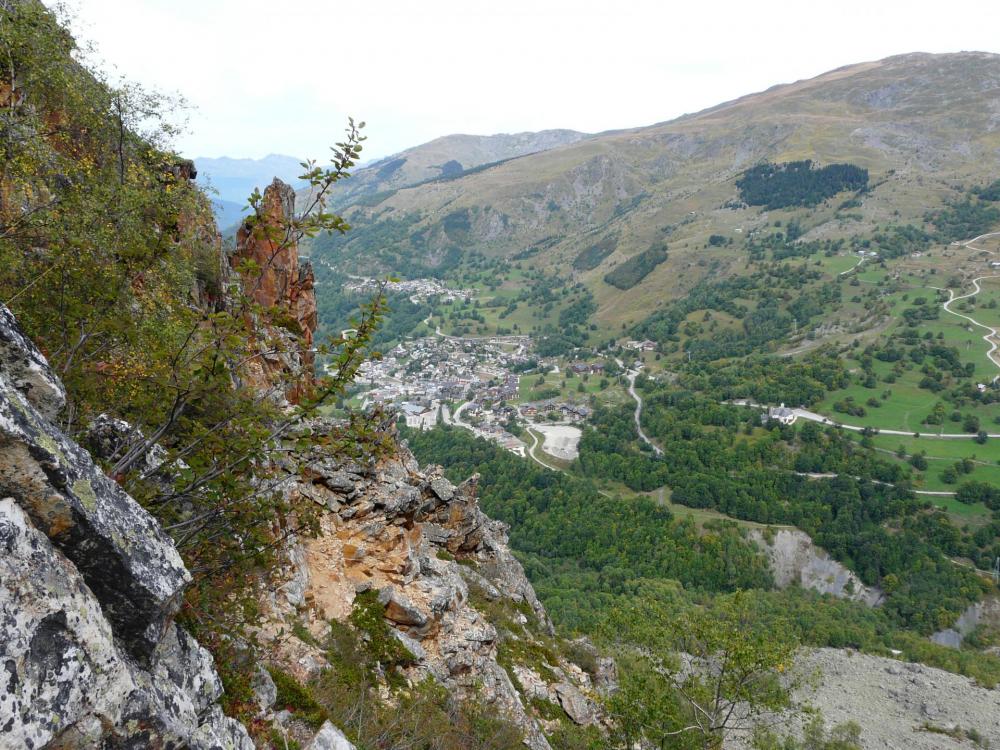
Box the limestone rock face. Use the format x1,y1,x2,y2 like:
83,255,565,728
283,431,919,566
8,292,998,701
750,528,884,606
231,178,317,400
0,306,65,419
305,721,358,750
0,307,190,661
261,436,607,750
0,304,253,749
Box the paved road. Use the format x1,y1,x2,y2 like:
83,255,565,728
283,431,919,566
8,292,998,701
730,400,1000,439
794,471,955,496
624,366,663,456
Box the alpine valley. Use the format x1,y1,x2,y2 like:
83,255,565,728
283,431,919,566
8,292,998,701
3,1,1000,748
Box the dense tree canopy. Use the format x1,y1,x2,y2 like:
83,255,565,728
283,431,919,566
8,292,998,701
736,161,868,210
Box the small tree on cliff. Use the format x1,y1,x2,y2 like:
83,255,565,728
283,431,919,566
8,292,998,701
604,590,800,749
0,0,389,642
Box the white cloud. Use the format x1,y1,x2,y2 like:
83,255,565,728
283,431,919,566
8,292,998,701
60,0,1000,161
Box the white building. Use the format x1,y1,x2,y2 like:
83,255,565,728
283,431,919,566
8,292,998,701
400,401,439,431
765,403,797,425
625,339,657,352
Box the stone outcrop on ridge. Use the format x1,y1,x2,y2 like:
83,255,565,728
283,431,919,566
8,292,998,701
230,178,318,402
258,430,611,749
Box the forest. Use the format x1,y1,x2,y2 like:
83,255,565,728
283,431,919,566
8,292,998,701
573,235,617,270
603,244,668,289
572,380,997,634
404,423,1000,687
736,160,869,209
924,198,1000,241
632,262,840,361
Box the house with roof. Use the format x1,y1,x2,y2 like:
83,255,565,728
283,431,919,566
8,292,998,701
400,401,438,431
763,403,797,425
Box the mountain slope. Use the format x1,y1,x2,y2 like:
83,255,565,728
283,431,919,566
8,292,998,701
310,51,1000,329
316,128,591,209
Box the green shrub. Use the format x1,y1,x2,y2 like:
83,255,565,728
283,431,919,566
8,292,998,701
349,590,416,668
267,667,327,729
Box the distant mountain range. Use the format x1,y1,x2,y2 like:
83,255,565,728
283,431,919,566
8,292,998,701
194,153,305,230
196,130,591,231
310,129,591,210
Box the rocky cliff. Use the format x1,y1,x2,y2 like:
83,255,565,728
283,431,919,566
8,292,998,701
0,293,607,749
252,426,611,748
750,528,884,607
0,306,253,749
231,178,318,402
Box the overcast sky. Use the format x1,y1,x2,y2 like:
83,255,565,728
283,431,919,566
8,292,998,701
62,0,1000,163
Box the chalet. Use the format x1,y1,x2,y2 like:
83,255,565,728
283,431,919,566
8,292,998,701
763,403,797,425
625,339,657,352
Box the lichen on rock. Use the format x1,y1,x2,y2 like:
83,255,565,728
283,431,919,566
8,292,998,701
0,304,254,749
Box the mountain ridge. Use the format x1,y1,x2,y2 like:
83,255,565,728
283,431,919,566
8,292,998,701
308,50,1000,331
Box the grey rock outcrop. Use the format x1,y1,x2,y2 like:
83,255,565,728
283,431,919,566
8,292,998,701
554,683,596,726
729,648,1000,749
305,721,357,750
931,595,1000,648
0,305,253,749
0,305,65,420
751,528,883,606
0,309,190,661
252,664,278,716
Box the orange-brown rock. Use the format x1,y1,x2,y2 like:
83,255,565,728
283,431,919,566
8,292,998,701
255,439,605,749
230,178,317,401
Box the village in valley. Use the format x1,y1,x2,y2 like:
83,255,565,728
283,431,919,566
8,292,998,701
341,278,643,465
344,276,476,304
351,327,606,464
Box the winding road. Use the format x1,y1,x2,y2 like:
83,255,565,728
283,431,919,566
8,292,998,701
769,232,1000,437
931,274,1000,379
623,365,663,456
952,230,1000,255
